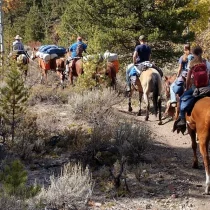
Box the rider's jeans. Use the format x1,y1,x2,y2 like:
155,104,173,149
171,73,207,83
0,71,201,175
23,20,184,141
126,68,131,88
170,82,177,103
179,88,194,119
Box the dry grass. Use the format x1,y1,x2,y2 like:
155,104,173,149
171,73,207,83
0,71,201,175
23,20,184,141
0,194,27,210
28,84,69,106
68,88,123,123
28,162,93,209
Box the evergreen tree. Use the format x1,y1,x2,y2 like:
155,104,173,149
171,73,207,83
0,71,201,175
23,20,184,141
0,159,40,198
58,0,198,62
0,62,28,142
0,160,28,196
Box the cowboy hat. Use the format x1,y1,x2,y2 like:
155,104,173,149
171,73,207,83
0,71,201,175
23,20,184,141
14,35,22,40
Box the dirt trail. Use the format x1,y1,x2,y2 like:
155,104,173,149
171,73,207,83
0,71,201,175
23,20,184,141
110,102,210,210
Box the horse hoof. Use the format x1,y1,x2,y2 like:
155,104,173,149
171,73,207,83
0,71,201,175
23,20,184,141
128,107,133,112
158,121,162,125
145,117,149,121
192,162,199,169
204,186,210,195
137,111,141,116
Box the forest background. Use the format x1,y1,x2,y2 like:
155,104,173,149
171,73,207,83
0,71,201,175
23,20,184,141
3,0,210,64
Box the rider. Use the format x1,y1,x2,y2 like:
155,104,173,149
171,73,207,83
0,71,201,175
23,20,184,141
65,36,87,74
176,46,210,128
170,43,192,107
177,43,192,77
126,35,151,92
13,35,30,57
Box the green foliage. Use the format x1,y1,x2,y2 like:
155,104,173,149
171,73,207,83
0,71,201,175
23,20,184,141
74,55,108,91
24,4,45,43
3,0,205,63
0,61,28,141
0,160,40,198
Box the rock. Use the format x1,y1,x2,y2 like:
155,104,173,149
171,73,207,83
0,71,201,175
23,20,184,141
171,193,178,198
95,202,102,207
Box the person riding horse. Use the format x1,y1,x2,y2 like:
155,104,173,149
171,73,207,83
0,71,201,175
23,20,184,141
65,36,87,76
126,35,163,92
169,44,193,107
175,46,210,129
12,35,29,61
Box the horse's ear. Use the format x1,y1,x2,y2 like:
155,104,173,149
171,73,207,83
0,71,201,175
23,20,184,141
164,76,168,81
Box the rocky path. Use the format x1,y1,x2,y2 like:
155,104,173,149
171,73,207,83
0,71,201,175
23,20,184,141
104,103,210,210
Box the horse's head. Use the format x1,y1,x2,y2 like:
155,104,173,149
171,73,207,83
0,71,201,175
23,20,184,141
30,47,39,60
163,73,177,99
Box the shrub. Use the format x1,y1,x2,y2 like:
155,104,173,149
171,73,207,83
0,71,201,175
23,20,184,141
14,112,48,160
28,85,69,105
0,194,27,210
29,162,93,209
0,160,40,198
114,122,151,164
69,88,123,123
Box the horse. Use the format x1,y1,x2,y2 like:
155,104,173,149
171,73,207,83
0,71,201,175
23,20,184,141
174,97,210,194
67,58,84,85
95,61,117,89
163,73,179,120
31,48,66,86
9,52,29,81
128,67,162,124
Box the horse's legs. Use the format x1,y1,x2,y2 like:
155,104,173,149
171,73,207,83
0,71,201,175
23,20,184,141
174,96,180,120
143,92,149,121
44,70,48,84
137,92,143,116
197,132,210,194
187,125,198,169
69,69,74,85
158,96,162,125
128,90,133,112
40,68,44,84
56,71,64,86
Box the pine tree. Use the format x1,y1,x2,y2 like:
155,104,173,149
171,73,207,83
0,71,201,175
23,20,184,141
0,62,28,142
0,159,41,198
58,0,199,62
0,160,28,196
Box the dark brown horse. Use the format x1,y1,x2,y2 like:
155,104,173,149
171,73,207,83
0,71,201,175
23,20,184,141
174,97,210,194
31,48,65,85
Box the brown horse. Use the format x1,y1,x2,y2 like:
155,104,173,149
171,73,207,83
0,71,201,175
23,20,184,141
128,67,162,124
163,73,179,120
67,58,84,85
95,61,117,89
31,48,65,85
174,97,210,194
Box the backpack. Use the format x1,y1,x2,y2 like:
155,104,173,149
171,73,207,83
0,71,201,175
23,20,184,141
76,43,83,57
191,63,209,88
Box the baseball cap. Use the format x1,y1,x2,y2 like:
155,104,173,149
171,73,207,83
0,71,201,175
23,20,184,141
139,35,145,40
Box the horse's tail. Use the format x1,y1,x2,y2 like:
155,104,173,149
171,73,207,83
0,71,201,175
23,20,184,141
152,73,159,116
152,72,162,119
